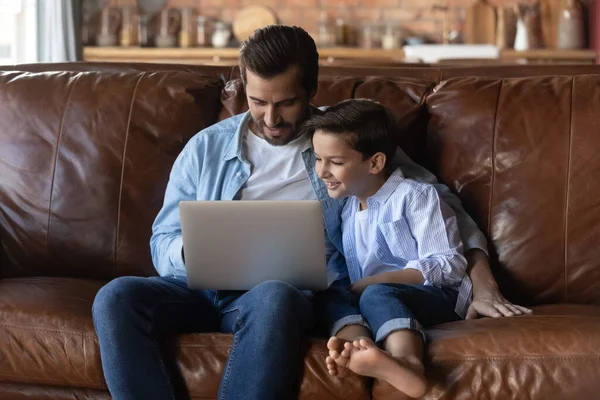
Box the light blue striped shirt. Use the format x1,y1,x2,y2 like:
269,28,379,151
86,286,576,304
342,168,472,317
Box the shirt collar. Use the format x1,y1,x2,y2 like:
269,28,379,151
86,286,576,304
222,111,252,162
369,168,405,205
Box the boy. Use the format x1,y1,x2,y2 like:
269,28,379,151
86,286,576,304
306,99,469,398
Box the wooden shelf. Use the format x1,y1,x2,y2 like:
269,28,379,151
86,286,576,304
83,46,597,66
500,49,596,61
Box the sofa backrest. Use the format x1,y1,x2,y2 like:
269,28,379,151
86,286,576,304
0,70,223,279
426,75,600,306
0,63,598,307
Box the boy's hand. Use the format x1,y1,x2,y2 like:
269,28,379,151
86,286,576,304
349,277,374,295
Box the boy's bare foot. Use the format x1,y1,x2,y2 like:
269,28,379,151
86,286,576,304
343,338,427,399
326,336,352,376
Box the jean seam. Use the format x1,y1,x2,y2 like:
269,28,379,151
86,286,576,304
148,300,200,400
219,306,243,400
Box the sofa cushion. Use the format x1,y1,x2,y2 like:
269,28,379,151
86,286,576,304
0,71,223,280
426,75,600,306
373,304,600,399
0,277,370,399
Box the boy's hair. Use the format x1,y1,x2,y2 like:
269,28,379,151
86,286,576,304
239,25,319,96
303,99,398,169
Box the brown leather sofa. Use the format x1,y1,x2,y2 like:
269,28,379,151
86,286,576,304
0,62,599,400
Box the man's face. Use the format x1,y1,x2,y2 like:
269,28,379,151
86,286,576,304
245,65,311,146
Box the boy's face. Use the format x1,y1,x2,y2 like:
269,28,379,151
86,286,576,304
245,65,311,146
313,130,375,199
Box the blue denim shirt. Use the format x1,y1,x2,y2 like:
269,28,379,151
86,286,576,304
150,110,488,295
150,111,346,281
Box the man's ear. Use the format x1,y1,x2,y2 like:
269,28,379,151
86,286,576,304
369,152,387,175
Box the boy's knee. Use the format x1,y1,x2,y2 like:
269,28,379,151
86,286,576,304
360,283,412,306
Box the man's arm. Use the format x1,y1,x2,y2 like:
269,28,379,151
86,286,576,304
393,147,532,318
465,249,532,319
150,145,198,277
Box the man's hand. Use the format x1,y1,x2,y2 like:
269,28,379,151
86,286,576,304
465,249,532,319
466,290,532,319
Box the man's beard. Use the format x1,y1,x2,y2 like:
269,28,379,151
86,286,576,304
251,118,300,146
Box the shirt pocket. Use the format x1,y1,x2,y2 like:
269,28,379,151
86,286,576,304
376,219,418,266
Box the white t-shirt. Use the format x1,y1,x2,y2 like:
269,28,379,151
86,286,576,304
240,126,317,201
355,208,397,278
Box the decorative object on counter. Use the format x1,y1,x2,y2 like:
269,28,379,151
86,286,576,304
136,0,167,47
556,0,584,49
196,16,210,48
120,5,140,47
405,36,426,46
318,11,335,48
514,2,543,51
382,23,403,49
155,8,180,48
212,21,232,48
432,2,464,44
592,0,600,63
495,5,517,49
403,44,499,63
96,6,121,47
179,8,196,48
82,0,102,46
232,5,278,42
335,3,349,45
464,0,495,44
359,22,382,49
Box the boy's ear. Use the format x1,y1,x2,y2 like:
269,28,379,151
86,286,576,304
369,152,387,175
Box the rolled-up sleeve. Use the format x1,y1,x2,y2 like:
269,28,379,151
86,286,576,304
150,146,198,277
401,186,467,288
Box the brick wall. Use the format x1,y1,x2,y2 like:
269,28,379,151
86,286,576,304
106,0,586,46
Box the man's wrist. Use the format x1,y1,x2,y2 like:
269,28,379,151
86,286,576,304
465,248,499,297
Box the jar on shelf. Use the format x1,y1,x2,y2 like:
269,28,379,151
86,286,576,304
318,11,335,48
196,16,210,47
212,21,231,48
359,22,382,49
179,7,196,48
381,23,402,49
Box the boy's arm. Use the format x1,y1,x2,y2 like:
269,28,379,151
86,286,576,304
150,145,198,277
393,147,531,317
351,186,466,296
400,186,467,287
392,147,487,253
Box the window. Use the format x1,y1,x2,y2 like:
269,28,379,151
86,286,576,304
0,0,37,65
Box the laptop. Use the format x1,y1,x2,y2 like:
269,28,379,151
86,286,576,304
179,200,329,291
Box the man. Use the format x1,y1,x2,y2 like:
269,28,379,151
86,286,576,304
92,25,530,400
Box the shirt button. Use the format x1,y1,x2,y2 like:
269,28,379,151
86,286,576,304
236,172,241,177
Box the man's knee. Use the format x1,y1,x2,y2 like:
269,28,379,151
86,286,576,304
92,276,150,323
245,280,310,319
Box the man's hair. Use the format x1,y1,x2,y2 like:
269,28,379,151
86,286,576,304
239,25,319,96
303,99,398,168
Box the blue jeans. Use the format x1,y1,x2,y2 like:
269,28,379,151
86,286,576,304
313,277,368,336
359,283,460,343
92,276,314,400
